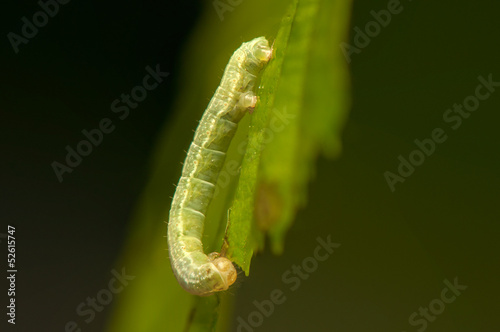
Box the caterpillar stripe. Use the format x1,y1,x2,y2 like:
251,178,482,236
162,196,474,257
167,37,272,296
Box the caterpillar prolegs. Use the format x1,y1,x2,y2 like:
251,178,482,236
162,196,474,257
167,37,272,296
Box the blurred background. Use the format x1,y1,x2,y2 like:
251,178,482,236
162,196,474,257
2,0,499,331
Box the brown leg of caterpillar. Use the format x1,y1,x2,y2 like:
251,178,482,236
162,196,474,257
238,91,258,109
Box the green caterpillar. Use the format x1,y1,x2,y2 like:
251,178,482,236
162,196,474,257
167,37,273,296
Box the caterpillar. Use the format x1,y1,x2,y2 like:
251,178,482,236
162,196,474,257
167,37,273,296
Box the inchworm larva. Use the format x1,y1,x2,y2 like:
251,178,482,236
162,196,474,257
167,37,272,296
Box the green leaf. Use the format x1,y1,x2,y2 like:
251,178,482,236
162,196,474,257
225,0,298,273
227,0,352,271
263,0,352,254
106,0,351,331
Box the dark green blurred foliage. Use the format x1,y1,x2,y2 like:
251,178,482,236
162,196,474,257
107,1,500,331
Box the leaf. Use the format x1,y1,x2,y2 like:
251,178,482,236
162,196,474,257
225,0,298,273
260,0,352,254
106,0,352,331
227,0,352,272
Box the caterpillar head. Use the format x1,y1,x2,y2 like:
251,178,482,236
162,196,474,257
249,37,273,63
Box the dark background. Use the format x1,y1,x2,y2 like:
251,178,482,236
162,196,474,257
2,1,202,331
2,1,500,331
